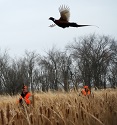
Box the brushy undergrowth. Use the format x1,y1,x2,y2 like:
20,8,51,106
0,89,117,125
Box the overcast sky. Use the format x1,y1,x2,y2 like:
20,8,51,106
0,0,117,58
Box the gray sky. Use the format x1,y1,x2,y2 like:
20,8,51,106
0,0,117,58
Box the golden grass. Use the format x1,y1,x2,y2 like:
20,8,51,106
0,89,117,125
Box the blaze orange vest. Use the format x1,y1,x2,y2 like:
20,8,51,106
81,89,90,96
19,92,31,105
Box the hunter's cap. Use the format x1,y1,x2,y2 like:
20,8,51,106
84,86,88,89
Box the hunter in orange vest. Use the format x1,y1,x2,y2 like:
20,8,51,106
19,85,32,105
81,86,91,96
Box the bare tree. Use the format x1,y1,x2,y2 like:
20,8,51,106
108,40,117,88
24,51,39,92
67,34,113,89
39,47,61,91
0,50,10,94
38,47,73,92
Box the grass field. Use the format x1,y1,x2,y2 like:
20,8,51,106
0,89,117,125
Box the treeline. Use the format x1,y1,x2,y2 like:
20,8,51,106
0,34,117,95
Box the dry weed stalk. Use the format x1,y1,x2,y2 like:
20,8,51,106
1,110,5,125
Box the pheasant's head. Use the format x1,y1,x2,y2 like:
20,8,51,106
49,17,55,22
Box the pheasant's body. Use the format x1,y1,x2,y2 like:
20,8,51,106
54,20,70,28
49,5,98,29
54,20,92,28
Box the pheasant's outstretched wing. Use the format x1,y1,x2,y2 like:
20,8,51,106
59,5,70,22
49,24,56,27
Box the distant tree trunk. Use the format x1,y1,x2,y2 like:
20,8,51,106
64,79,69,92
63,71,69,92
42,83,47,92
54,78,58,91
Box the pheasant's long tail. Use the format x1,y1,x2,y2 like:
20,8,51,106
77,24,99,28
69,23,99,28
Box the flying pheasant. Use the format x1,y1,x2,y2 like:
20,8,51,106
49,5,98,29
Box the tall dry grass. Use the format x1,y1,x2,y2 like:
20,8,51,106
0,89,117,125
